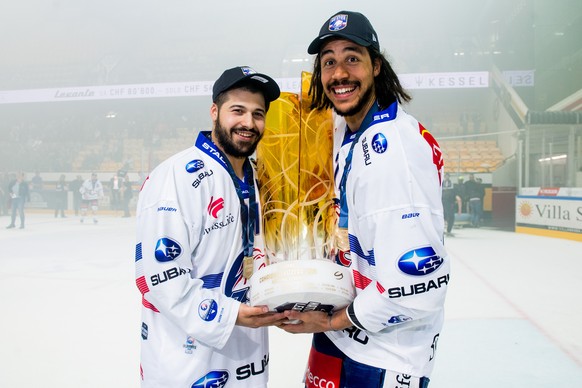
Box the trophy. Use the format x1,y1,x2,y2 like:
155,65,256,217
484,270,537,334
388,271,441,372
249,72,354,314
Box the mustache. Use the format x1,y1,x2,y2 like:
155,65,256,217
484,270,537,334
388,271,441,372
231,126,260,136
328,80,360,88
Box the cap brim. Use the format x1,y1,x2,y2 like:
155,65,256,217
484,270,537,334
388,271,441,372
218,73,280,103
246,73,280,103
307,33,372,54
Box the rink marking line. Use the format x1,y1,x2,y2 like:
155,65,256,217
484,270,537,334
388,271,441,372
447,246,582,367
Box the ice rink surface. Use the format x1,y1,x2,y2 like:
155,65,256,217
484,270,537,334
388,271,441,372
1,212,581,387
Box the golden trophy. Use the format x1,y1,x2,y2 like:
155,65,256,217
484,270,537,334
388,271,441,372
249,72,354,313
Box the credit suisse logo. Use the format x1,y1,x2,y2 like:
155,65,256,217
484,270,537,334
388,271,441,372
397,246,443,276
207,196,225,218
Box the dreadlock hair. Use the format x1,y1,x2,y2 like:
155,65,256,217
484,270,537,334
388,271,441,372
308,44,412,112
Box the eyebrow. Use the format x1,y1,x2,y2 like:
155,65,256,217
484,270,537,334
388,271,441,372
321,44,365,57
228,103,265,114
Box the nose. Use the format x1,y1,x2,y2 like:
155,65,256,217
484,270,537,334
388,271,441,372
240,112,254,129
331,62,349,81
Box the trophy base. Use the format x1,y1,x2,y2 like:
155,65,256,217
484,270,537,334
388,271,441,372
249,259,354,313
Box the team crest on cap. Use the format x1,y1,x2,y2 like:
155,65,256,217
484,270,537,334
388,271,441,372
329,14,348,31
240,66,256,76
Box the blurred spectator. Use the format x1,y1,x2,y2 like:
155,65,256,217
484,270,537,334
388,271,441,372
464,174,485,227
442,173,459,237
0,172,9,216
454,176,467,213
6,172,30,229
120,178,133,218
31,170,43,192
79,172,104,224
54,174,68,218
69,175,84,216
109,174,121,210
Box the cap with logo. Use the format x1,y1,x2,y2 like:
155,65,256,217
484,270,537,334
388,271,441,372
212,66,281,103
308,10,379,55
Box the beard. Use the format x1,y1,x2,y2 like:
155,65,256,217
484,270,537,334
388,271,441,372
213,114,262,158
328,81,375,118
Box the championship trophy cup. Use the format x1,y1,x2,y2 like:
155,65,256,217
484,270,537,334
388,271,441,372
249,72,355,314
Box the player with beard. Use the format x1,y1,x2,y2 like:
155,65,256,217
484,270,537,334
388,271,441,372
279,11,450,388
135,66,287,388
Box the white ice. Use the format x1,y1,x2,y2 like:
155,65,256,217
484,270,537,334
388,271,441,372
1,213,581,387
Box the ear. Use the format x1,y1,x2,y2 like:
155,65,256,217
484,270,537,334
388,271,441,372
210,103,218,122
373,57,381,77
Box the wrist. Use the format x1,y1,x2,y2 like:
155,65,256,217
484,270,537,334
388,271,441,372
327,314,334,331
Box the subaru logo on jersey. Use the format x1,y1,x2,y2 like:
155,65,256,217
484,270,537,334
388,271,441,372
371,133,388,154
185,159,204,173
191,370,229,388
386,314,413,325
329,14,348,31
207,196,225,218
154,237,182,262
198,299,219,321
397,246,443,276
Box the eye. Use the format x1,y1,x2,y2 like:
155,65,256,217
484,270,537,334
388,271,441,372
253,111,265,119
322,58,335,68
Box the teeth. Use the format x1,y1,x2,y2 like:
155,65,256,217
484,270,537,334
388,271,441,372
334,86,355,95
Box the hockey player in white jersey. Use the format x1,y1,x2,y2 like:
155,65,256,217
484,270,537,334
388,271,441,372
135,66,287,387
280,11,450,388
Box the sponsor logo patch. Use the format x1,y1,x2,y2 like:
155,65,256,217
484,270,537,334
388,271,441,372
154,238,182,262
185,159,204,173
198,299,219,321
191,371,229,388
371,133,387,154
397,246,443,276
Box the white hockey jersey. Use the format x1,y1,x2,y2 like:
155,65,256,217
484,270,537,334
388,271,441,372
328,101,450,379
135,131,269,388
79,178,103,200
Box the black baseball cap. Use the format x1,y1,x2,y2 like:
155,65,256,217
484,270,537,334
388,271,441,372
308,11,380,54
212,66,280,104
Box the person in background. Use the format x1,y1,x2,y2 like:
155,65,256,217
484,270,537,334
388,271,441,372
464,174,484,227
109,174,121,211
54,174,68,218
454,176,466,213
279,11,450,388
442,173,458,237
31,170,43,192
79,172,104,224
134,66,286,387
0,172,9,216
120,177,133,218
69,175,84,216
6,172,30,229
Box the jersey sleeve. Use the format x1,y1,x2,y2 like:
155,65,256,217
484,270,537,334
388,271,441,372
135,169,240,350
348,123,450,333
350,206,449,333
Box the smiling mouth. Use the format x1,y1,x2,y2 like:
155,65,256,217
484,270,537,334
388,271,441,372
331,84,357,96
233,129,257,140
